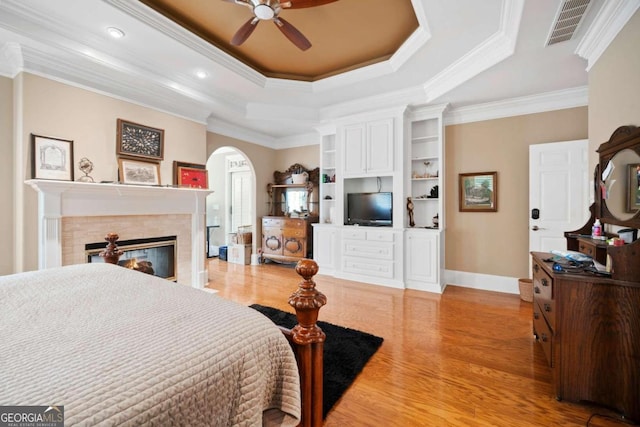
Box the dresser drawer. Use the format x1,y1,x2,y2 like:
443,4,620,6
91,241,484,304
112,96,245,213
284,219,306,229
343,257,394,278
366,230,394,242
533,261,553,300
578,240,597,258
533,301,553,367
263,218,283,228
343,241,394,260
342,229,366,240
283,228,305,238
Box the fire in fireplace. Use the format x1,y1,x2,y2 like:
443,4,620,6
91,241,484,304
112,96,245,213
86,236,177,281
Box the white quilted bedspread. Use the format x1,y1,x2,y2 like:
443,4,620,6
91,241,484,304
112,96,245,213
0,263,300,426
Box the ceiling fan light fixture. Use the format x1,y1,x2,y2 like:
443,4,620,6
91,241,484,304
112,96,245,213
254,4,275,19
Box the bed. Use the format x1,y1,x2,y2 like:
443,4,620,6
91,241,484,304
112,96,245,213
0,244,326,426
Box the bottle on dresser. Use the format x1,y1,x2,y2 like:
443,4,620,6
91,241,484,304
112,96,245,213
592,218,603,240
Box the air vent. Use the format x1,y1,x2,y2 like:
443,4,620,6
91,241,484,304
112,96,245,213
546,0,591,46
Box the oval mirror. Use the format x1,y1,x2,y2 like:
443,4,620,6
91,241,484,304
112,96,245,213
601,148,640,221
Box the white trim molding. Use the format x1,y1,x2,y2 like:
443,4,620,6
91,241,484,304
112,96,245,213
444,269,520,295
445,86,588,126
575,0,640,71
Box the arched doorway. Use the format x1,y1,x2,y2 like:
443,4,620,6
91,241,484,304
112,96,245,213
205,147,257,263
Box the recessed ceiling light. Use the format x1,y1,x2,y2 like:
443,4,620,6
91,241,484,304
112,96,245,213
107,27,125,39
195,70,209,79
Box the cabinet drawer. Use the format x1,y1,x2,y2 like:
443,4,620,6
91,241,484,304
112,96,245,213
283,228,305,238
532,262,553,300
343,229,366,240
578,240,597,258
343,257,394,278
263,218,283,227
533,301,553,367
285,219,306,229
366,230,394,242
343,241,393,260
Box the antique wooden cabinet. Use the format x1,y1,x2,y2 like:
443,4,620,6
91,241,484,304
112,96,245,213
531,126,640,422
262,216,317,263
262,164,319,264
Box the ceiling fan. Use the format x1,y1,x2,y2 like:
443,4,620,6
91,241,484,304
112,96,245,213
224,0,338,51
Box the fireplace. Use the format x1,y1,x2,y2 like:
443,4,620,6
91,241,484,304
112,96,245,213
26,179,212,289
86,236,177,281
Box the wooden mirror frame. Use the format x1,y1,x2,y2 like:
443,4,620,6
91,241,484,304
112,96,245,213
267,164,320,217
597,125,640,229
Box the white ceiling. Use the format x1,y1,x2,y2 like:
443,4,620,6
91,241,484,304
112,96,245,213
0,0,635,148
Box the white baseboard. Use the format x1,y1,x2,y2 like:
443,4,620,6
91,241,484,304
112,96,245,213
443,269,520,295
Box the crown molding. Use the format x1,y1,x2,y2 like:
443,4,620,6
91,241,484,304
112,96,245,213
207,117,278,149
0,42,23,77
103,0,268,88
320,85,425,121
273,132,321,149
444,86,588,126
423,0,524,102
575,0,640,71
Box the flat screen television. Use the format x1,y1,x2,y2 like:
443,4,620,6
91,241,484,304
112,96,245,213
345,192,393,227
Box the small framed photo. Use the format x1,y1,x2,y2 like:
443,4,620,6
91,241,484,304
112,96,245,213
459,171,498,212
174,161,208,189
31,134,74,181
116,119,164,161
118,158,161,186
627,163,640,213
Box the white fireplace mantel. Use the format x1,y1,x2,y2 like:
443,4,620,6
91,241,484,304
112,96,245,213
26,179,213,288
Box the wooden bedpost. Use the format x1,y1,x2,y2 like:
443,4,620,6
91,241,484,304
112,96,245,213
289,259,326,427
99,233,123,264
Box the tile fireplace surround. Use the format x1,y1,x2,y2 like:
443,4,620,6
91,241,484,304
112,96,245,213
26,180,212,288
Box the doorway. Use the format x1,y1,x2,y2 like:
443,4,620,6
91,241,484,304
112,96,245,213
206,148,256,261
529,139,589,255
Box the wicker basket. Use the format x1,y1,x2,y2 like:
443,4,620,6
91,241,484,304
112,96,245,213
518,278,533,302
236,225,252,244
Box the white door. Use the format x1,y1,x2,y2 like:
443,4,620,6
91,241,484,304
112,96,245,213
529,140,589,255
230,170,252,234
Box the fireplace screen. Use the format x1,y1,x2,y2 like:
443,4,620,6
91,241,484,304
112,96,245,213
86,236,177,281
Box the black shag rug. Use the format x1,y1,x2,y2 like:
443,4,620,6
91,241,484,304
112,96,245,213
249,304,384,419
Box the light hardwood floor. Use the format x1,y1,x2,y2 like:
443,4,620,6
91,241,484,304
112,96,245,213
206,259,631,427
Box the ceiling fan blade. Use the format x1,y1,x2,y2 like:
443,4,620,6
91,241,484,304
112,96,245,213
231,17,259,46
274,17,311,50
283,0,339,9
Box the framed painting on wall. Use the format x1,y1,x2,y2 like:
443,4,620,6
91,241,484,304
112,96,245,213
31,134,74,181
174,161,208,189
116,119,164,161
459,171,498,212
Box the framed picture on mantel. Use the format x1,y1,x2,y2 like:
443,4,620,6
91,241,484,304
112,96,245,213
459,171,497,212
31,134,74,181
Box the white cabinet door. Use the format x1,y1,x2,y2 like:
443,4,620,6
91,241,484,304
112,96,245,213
405,230,438,287
341,119,394,177
313,225,337,274
342,124,366,177
366,118,394,175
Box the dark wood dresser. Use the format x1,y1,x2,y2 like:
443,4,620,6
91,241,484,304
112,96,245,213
531,252,640,421
531,125,640,422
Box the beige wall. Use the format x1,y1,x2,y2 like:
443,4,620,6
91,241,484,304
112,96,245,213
445,107,588,278
17,73,207,272
274,145,319,173
0,76,13,275
588,9,640,163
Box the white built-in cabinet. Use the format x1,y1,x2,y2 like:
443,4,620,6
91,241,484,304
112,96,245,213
313,104,447,292
341,118,394,177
